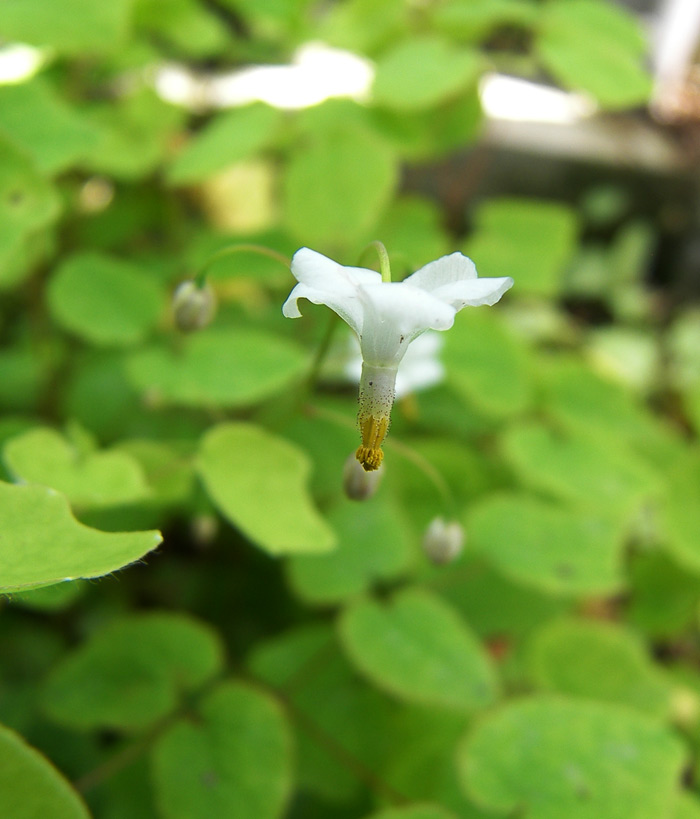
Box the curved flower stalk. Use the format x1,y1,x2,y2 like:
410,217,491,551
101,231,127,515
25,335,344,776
283,247,513,471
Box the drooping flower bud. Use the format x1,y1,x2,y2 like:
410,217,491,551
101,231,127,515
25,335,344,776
422,517,464,564
343,452,384,500
172,280,216,332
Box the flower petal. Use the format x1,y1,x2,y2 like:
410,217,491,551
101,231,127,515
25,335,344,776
282,248,382,335
430,276,514,309
357,282,456,366
404,252,478,290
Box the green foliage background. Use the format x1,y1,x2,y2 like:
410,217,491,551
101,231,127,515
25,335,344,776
1,1,699,817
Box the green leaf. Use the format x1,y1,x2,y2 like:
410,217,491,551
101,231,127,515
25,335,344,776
283,125,397,248
374,196,449,272
433,0,537,42
536,0,652,109
0,722,90,819
0,0,135,54
527,618,672,718
197,423,335,555
372,37,481,111
48,253,164,346
675,794,700,819
151,681,292,819
134,0,229,57
464,198,578,296
42,613,224,731
362,806,458,819
0,137,61,248
126,329,307,409
501,421,660,519
286,498,413,605
0,481,161,592
4,426,150,509
338,587,498,711
661,450,700,574
443,310,532,417
167,105,282,185
468,492,623,595
0,80,99,175
458,696,685,819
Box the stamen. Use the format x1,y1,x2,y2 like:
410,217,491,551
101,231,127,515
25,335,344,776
356,415,389,471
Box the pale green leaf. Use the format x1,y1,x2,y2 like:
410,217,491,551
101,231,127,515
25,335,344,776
675,793,700,819
283,126,397,248
459,696,685,819
433,0,537,41
536,0,652,109
0,723,90,819
48,253,164,346
0,0,135,54
0,481,161,592
287,498,413,605
527,618,672,718
363,806,458,819
42,613,225,731
197,423,336,555
168,105,282,184
502,421,660,519
372,37,481,111
464,198,578,296
0,80,99,175
443,310,532,417
661,450,700,574
151,681,293,819
338,587,498,711
4,427,150,509
126,329,306,409
468,492,624,595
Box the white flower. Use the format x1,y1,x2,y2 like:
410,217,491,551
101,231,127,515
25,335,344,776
283,247,513,470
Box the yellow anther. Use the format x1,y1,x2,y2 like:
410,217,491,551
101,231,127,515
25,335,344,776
356,445,384,471
356,415,389,471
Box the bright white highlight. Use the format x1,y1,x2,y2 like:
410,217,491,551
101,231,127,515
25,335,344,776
479,72,597,124
155,43,374,110
0,44,44,84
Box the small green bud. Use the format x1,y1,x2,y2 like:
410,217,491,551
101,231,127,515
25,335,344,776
343,452,384,501
423,517,464,564
172,280,216,332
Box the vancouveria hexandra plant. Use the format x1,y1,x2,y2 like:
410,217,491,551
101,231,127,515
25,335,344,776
283,246,513,470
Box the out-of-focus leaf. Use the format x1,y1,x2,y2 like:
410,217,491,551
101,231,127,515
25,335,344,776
458,696,685,819
661,450,700,574
151,681,293,819
48,253,164,346
0,0,134,54
197,423,336,555
167,105,282,185
0,137,61,248
675,794,700,819
134,0,229,57
283,126,397,248
286,498,413,605
372,37,481,112
320,0,406,52
464,198,578,296
0,80,99,175
126,329,307,409
536,0,652,109
468,492,623,595
42,613,224,731
432,0,537,42
527,618,672,717
443,310,532,417
362,806,458,819
373,197,449,272
4,426,150,509
0,723,90,819
502,421,660,519
0,482,161,592
338,588,498,711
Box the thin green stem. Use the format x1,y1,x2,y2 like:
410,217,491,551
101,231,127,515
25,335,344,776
194,244,291,289
359,241,392,283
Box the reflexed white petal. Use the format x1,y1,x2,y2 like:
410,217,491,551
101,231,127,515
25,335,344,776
283,248,383,335
291,247,381,291
431,276,514,309
404,252,478,290
357,282,456,366
282,281,366,335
